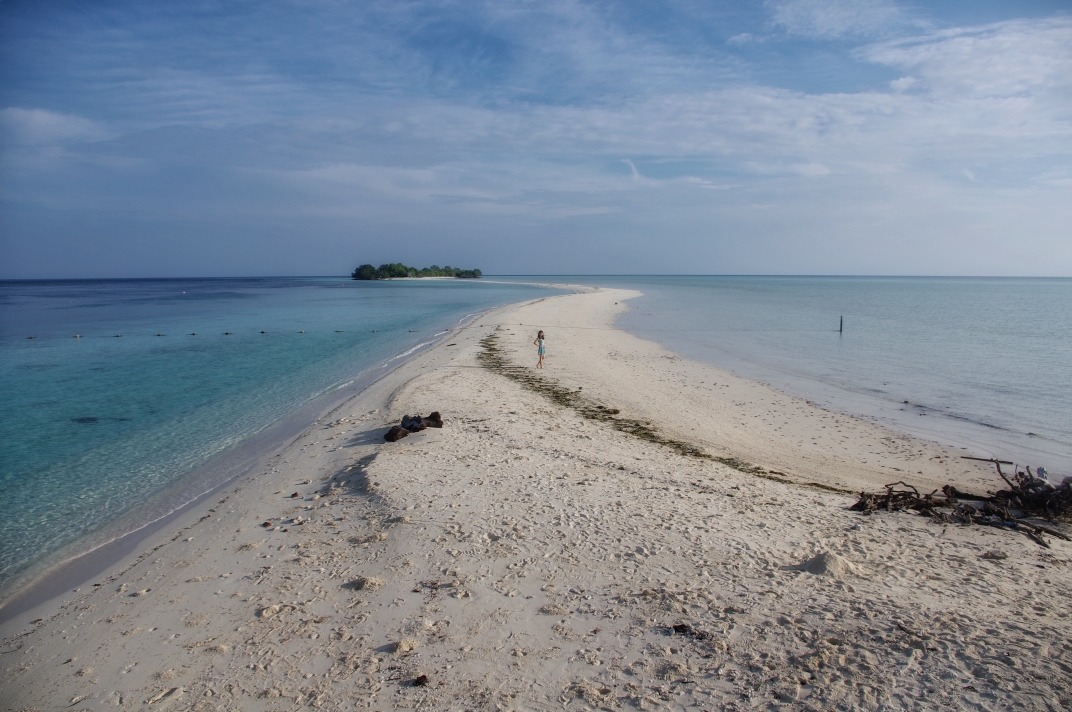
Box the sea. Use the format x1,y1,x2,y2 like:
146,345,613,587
1,275,1069,597
0,277,560,592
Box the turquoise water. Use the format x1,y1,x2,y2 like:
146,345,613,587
506,276,1072,475
0,277,556,586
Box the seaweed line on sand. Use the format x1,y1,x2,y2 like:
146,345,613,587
477,332,851,495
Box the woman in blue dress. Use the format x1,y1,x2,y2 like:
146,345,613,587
534,330,546,369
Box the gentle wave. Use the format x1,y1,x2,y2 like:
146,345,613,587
382,339,435,366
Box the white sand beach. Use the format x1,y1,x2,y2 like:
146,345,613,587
2,288,1069,711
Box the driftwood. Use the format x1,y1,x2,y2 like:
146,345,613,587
851,461,1071,548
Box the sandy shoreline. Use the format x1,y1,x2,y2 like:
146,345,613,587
1,288,1069,711
0,307,489,621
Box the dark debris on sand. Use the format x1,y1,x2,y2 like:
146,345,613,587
851,466,1071,548
384,412,444,441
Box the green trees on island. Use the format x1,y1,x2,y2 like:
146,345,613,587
351,263,482,280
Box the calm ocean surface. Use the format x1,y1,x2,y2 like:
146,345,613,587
0,277,558,587
539,276,1070,476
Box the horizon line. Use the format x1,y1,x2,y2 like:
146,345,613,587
2,274,1071,282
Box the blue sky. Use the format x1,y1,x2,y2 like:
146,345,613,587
1,0,1070,277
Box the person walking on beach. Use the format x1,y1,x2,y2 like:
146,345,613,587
534,330,546,368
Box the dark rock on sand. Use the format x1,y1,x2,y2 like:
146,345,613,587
671,623,712,641
401,415,427,432
387,413,441,441
401,412,444,430
385,426,410,442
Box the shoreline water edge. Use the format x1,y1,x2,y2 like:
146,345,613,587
1,286,1068,710
0,282,584,619
502,276,1072,475
0,277,566,601
0,307,479,620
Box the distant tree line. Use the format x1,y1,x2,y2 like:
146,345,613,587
351,263,482,280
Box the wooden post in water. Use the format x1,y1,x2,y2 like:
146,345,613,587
839,316,843,333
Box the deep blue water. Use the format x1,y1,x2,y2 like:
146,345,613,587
0,277,556,586
533,276,1072,475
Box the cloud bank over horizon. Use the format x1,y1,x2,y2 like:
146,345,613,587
1,0,1070,278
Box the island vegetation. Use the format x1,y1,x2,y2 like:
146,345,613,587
351,263,482,280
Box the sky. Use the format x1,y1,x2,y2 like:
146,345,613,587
1,0,1070,278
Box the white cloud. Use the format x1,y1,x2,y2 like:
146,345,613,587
889,76,917,92
17,14,1072,200
862,17,1072,99
0,108,107,146
766,0,907,40
4,4,1071,275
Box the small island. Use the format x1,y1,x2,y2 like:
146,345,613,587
351,263,482,280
